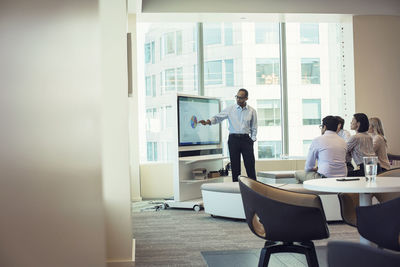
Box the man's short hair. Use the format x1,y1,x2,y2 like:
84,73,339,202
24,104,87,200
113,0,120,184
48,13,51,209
335,116,345,130
322,116,339,131
353,113,369,133
238,88,248,98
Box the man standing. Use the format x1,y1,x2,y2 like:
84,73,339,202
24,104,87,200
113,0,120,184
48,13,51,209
295,116,347,183
199,89,257,182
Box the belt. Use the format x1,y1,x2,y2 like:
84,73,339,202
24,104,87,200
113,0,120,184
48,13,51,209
229,133,249,137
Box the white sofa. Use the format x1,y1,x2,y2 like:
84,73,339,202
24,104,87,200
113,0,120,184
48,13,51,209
201,181,342,221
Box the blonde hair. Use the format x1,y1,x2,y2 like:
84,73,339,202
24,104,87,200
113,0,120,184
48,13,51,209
369,117,387,144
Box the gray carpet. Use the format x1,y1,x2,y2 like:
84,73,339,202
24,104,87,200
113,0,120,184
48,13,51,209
132,206,359,266
202,246,327,267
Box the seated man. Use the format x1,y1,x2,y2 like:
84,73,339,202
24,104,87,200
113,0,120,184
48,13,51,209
296,116,347,183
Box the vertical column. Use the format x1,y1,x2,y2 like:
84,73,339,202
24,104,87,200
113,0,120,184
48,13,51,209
279,22,289,156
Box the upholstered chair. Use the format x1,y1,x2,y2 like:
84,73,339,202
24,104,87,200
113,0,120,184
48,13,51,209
328,241,400,267
239,177,329,267
338,167,400,227
356,197,400,251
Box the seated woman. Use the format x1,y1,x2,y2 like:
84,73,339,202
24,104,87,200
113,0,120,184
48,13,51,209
368,117,390,173
347,113,375,177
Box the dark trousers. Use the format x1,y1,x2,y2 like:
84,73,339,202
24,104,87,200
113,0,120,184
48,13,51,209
347,163,383,177
228,134,256,182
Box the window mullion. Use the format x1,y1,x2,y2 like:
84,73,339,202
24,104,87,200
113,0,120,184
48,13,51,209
279,22,289,156
197,23,204,96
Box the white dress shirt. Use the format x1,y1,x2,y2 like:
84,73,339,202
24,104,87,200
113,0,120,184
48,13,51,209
210,104,258,141
346,132,375,166
305,130,347,178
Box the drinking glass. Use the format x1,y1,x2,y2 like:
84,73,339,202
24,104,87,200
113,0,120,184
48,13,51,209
363,156,378,182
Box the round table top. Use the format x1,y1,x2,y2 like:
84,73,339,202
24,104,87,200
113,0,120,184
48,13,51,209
303,176,400,193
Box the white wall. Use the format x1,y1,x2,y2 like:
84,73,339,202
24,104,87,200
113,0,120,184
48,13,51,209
0,1,106,267
100,0,135,264
128,14,142,202
353,15,400,153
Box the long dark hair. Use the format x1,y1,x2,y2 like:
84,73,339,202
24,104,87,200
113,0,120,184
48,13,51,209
353,113,369,133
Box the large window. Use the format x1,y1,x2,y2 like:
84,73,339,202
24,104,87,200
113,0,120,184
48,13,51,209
203,23,234,46
302,99,321,125
203,23,222,45
160,31,183,58
204,60,222,85
256,58,280,85
147,142,158,161
164,68,176,91
301,58,320,84
204,59,234,86
303,140,312,156
257,99,281,126
255,23,279,44
300,23,319,44
258,141,282,159
145,75,156,97
144,41,155,64
139,21,355,162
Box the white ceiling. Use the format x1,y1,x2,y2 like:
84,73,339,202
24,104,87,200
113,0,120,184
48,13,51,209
129,0,400,16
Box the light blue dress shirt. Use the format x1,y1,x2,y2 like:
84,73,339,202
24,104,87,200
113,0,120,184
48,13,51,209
305,130,347,177
210,104,258,141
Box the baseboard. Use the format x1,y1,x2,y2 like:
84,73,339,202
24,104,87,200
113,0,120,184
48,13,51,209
106,239,135,267
131,196,142,202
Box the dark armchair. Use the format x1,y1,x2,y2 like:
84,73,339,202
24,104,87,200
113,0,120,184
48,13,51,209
338,167,400,227
239,177,329,267
356,197,400,251
328,241,400,267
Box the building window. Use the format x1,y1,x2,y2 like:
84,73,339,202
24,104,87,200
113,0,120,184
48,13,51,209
255,23,279,44
144,41,155,64
203,23,222,45
176,31,182,55
165,106,174,128
224,23,233,46
145,75,156,96
258,141,282,159
164,32,175,55
256,58,280,85
224,59,234,86
147,142,158,161
145,43,151,63
302,99,321,125
176,67,183,91
300,23,319,44
204,60,223,85
164,68,176,91
151,75,156,96
301,58,320,84
303,140,312,156
257,99,281,126
145,76,152,96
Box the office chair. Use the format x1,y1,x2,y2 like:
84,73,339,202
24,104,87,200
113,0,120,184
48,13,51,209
356,197,400,251
328,241,400,267
239,177,329,267
338,167,400,227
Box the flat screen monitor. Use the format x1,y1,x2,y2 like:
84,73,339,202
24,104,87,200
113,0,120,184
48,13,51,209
178,95,220,146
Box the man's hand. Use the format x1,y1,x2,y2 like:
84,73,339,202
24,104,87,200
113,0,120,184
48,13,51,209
199,119,211,125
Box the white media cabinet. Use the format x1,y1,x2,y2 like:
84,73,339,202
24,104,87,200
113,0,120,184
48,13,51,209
165,153,228,211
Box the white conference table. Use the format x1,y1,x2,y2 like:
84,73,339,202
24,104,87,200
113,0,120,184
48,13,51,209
304,176,400,244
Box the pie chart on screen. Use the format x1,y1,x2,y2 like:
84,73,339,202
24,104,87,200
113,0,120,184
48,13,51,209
190,115,198,128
